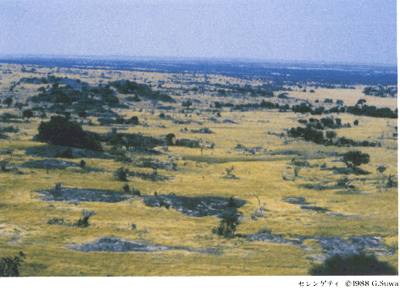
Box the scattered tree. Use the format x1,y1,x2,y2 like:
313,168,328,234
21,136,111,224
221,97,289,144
3,97,13,107
326,130,337,140
342,150,370,170
22,109,34,120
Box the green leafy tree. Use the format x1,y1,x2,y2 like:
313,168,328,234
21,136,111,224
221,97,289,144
325,130,337,140
342,150,370,170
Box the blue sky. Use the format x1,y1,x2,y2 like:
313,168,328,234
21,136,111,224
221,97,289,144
0,0,397,65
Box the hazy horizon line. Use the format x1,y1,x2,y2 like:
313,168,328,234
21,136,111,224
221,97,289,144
0,53,397,68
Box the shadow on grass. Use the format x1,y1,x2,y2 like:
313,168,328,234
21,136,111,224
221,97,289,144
327,166,371,175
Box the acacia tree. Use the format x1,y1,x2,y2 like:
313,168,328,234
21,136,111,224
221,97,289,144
3,97,13,107
22,109,34,120
342,150,370,170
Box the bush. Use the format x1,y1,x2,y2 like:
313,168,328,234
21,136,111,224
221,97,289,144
37,116,103,152
75,210,95,228
326,130,337,140
123,183,130,193
0,252,25,277
56,147,73,158
22,109,34,119
212,209,240,238
165,133,176,145
79,159,86,169
115,167,129,181
3,97,13,107
0,160,8,172
309,253,397,275
342,150,370,169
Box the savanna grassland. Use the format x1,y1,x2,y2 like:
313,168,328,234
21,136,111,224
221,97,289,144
0,61,397,276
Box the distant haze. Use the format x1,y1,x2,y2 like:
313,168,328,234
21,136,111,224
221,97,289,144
0,0,397,65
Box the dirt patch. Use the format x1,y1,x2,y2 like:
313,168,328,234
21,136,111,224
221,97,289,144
19,159,103,172
36,188,128,203
143,195,246,217
26,145,114,159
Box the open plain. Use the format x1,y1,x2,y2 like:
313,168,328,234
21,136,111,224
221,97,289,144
0,60,397,276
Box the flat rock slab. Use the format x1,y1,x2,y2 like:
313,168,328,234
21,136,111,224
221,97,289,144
19,159,103,172
313,236,395,257
68,237,222,255
143,195,246,217
247,233,301,245
247,233,395,259
69,237,169,253
36,188,128,203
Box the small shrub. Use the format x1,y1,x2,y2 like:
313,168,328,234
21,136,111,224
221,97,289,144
115,167,129,181
75,210,95,228
212,209,240,238
123,183,130,193
47,218,65,225
309,253,397,275
79,159,86,169
132,187,141,196
337,177,350,187
165,133,176,145
0,160,8,172
0,252,26,277
56,147,73,158
298,119,308,124
376,166,386,173
159,198,170,209
387,175,396,188
354,119,359,126
257,227,272,234
294,167,301,177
